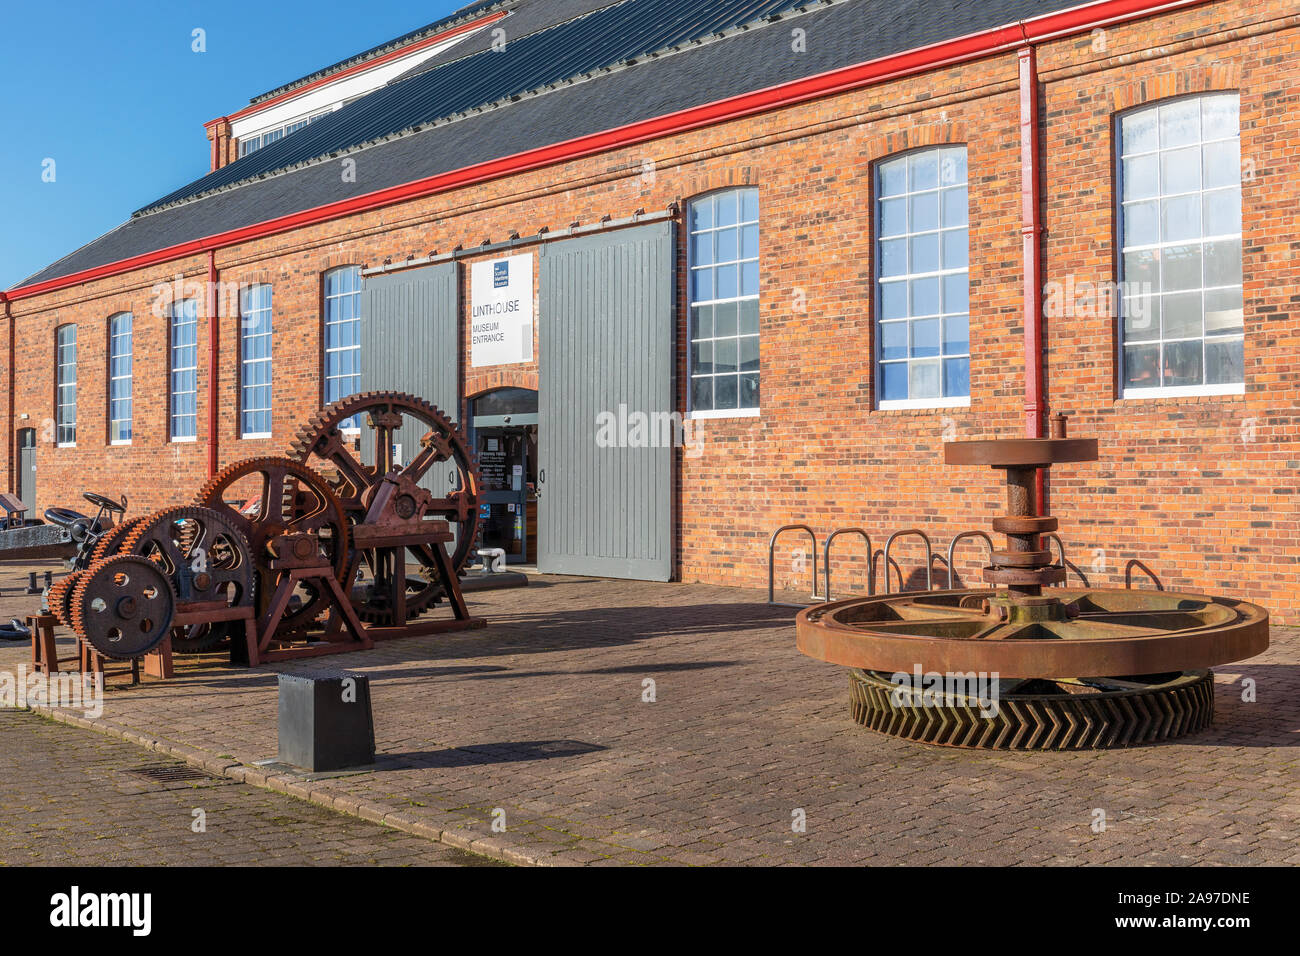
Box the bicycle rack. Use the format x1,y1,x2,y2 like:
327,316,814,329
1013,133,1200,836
945,530,994,589
822,528,873,602
881,529,934,594
1043,533,1072,586
768,525,822,607
1125,558,1164,591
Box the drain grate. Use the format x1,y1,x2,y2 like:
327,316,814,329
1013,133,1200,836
125,763,214,783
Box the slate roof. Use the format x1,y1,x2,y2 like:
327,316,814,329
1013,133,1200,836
247,0,509,107
17,0,1079,289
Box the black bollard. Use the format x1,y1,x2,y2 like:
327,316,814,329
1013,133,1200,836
25,572,40,595
277,672,375,773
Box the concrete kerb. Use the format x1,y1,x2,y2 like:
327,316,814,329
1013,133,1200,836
25,700,569,868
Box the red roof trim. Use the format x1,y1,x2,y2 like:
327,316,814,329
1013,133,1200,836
216,10,507,127
7,0,1210,303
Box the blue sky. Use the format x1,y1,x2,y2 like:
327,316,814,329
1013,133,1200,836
0,0,464,289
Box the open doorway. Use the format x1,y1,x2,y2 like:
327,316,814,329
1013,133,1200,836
469,388,538,566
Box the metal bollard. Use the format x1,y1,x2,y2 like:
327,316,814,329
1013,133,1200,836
277,673,376,773
25,572,40,595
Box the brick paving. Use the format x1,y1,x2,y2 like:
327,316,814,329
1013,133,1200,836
0,708,497,866
1,563,1296,866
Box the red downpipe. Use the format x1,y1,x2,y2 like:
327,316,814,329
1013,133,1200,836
1018,45,1047,510
206,251,219,477
2,293,13,496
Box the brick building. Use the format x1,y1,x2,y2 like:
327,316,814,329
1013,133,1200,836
3,0,1298,618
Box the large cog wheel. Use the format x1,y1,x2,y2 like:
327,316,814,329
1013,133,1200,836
70,555,176,661
287,390,481,625
194,456,350,633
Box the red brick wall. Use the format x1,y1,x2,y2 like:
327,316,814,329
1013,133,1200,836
7,0,1300,619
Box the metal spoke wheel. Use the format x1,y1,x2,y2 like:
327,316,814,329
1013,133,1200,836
798,588,1269,679
194,456,350,633
120,506,255,654
288,391,480,625
70,555,176,661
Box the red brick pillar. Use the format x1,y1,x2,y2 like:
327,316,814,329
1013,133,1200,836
205,117,233,171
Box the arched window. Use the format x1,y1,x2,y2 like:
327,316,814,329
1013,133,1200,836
240,284,273,438
323,266,362,426
108,312,133,444
687,188,760,415
1117,93,1242,395
874,145,970,408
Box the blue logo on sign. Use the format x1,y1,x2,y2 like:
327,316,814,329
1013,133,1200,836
493,261,509,288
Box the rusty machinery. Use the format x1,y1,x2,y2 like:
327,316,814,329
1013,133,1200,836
46,391,482,666
796,423,1269,750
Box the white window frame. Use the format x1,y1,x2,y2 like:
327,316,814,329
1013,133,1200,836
169,299,199,442
686,188,761,419
108,312,132,445
1116,93,1244,400
240,285,274,439
323,266,362,430
874,146,972,411
55,324,77,448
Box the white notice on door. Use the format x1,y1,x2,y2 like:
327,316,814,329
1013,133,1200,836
471,253,534,367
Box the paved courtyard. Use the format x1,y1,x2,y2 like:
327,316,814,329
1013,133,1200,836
1,563,1296,866
0,708,496,866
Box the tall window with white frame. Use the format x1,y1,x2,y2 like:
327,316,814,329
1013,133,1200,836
875,146,970,408
688,188,760,416
169,299,198,441
1118,93,1243,395
55,324,77,446
240,284,273,438
107,312,132,444
323,266,362,428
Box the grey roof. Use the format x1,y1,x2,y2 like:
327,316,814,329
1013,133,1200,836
143,0,811,212
18,0,1075,290
247,0,509,107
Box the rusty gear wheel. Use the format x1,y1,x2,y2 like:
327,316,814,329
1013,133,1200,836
121,506,255,654
194,456,350,632
846,668,1215,749
287,391,481,625
89,516,146,564
70,555,176,661
47,572,83,627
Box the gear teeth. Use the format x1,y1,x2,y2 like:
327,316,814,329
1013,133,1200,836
69,554,176,661
283,391,482,626
194,456,350,636
848,669,1215,750
118,506,256,610
47,572,82,627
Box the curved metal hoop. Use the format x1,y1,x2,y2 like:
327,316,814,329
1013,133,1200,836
822,528,873,602
946,530,994,589
882,529,934,595
768,525,820,607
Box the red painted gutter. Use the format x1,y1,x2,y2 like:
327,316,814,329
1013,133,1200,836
208,10,508,129
5,0,1211,304
206,250,219,477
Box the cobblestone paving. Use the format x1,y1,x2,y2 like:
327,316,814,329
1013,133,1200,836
0,709,497,866
1,565,1296,866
